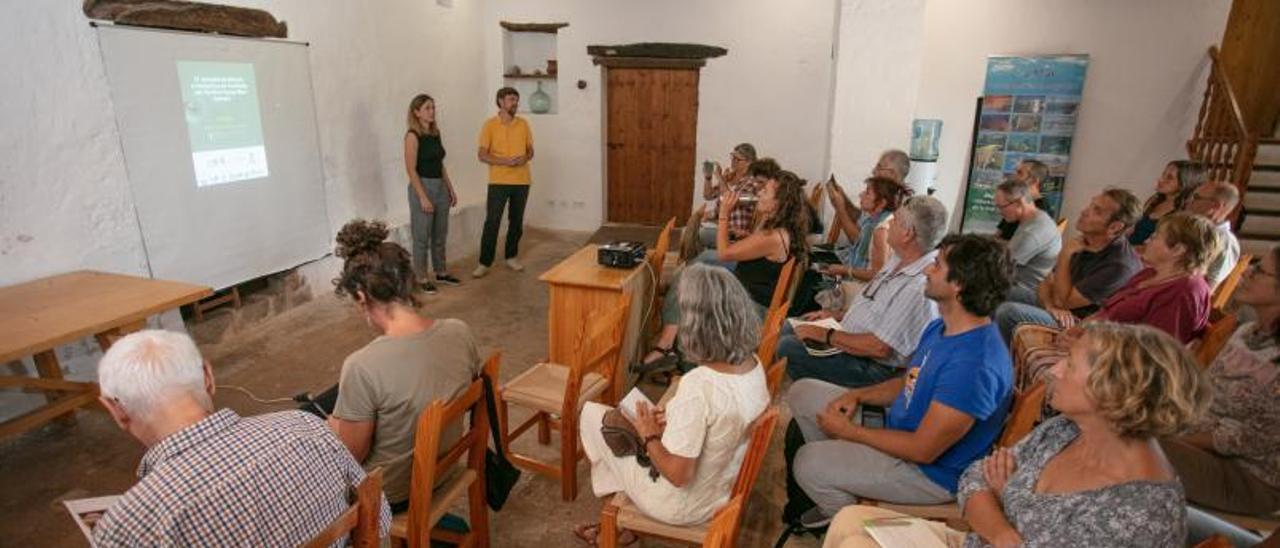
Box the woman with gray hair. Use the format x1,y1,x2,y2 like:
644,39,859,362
575,264,770,542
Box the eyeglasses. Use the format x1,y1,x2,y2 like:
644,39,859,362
731,155,748,163
993,199,1016,210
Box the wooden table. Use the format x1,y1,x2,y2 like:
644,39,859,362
539,245,655,404
0,271,211,438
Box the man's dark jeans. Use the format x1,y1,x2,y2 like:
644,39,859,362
479,184,530,267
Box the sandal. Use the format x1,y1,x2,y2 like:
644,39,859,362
573,523,639,546
631,346,680,375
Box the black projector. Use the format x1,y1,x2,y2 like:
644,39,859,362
597,241,646,269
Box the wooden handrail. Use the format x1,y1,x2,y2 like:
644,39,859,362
1186,46,1258,226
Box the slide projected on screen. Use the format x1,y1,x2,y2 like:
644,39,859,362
177,61,269,187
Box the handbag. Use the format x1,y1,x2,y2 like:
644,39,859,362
480,374,521,511
600,408,660,481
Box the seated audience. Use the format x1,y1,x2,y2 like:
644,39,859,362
994,177,1061,294
822,322,1210,548
310,219,481,512
1014,212,1218,387
577,264,769,540
1161,245,1280,519
825,176,910,282
780,195,948,387
785,234,1014,529
697,143,759,248
996,159,1050,240
639,168,808,372
1130,160,1207,247
693,157,781,270
93,330,391,546
995,188,1143,343
1186,180,1242,289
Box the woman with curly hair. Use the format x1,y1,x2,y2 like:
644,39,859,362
637,166,809,373
1129,160,1206,247
309,219,480,512
823,322,1210,547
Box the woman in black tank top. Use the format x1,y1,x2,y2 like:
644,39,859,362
403,94,461,293
637,164,810,373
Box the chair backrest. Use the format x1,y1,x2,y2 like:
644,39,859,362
648,217,677,276
729,406,780,498
1195,311,1238,368
566,297,632,411
301,468,384,548
765,357,787,398
757,299,790,367
702,494,746,548
1211,254,1252,312
404,353,499,548
998,381,1047,448
768,258,798,310
679,204,707,264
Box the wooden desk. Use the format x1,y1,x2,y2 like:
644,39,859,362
539,245,654,404
0,271,211,438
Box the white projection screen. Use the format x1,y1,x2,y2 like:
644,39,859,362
96,25,330,290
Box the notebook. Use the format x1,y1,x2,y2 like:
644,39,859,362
786,317,844,357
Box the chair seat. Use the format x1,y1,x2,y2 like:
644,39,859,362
389,468,478,539
612,492,709,544
501,362,608,413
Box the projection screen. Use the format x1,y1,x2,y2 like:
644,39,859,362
96,25,330,290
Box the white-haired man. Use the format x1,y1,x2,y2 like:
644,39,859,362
93,330,390,547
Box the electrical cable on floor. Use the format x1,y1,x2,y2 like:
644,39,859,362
217,384,298,405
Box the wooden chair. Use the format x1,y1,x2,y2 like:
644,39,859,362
765,357,787,398
498,299,632,501
599,407,781,548
679,204,708,265
645,217,678,336
1195,311,1239,368
389,354,499,548
702,494,747,548
1211,254,1252,312
872,381,1048,529
303,468,384,548
757,298,790,367
768,258,798,311
1010,324,1061,390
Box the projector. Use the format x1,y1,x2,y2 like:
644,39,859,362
597,241,646,269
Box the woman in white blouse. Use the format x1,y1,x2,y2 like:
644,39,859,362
575,264,770,544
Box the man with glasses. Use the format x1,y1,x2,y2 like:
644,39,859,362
1185,180,1241,289
995,177,1061,296
698,144,760,249
996,159,1050,240
994,188,1144,343
778,196,949,387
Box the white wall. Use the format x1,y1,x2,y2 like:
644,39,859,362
483,0,840,231
912,0,1230,229
826,0,926,187
1,0,490,289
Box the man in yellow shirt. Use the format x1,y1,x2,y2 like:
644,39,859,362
474,86,534,277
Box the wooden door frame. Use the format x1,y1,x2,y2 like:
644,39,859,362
597,57,705,225
591,44,727,225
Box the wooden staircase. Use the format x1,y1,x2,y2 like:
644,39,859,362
1241,138,1280,257
1186,46,1278,256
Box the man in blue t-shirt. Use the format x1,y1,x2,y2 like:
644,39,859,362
783,234,1016,529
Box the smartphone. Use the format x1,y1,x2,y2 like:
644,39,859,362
702,160,715,178
737,194,759,203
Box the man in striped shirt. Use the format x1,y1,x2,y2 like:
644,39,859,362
92,330,390,547
780,196,949,387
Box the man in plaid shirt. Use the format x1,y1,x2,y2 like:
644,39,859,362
92,330,391,547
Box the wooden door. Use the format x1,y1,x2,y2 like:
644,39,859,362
1219,0,1280,135
605,67,699,225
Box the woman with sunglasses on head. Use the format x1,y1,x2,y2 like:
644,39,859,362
1160,245,1280,529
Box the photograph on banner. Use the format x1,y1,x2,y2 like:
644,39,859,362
960,54,1089,235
